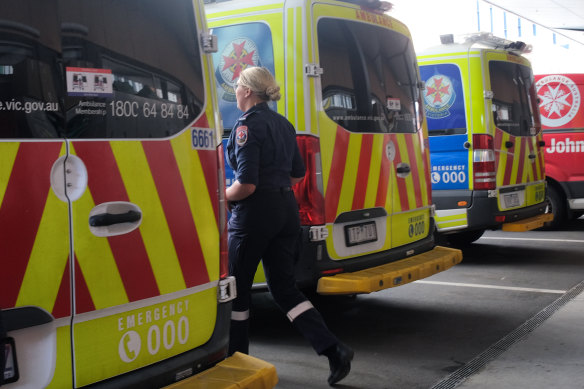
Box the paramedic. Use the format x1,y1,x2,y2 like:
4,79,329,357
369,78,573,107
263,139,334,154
225,66,353,386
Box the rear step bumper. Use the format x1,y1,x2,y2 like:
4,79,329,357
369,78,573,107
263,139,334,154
316,246,463,295
502,213,554,232
163,352,278,389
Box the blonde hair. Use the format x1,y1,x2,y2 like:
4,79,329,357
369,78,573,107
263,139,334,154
238,67,281,102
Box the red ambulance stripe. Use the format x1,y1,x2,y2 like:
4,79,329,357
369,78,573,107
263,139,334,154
419,133,432,205
52,255,95,317
375,135,391,207
194,112,209,128
142,141,210,286
494,130,504,183
528,139,539,182
494,130,503,151
73,142,159,301
0,142,61,308
192,113,220,223
393,136,411,210
325,126,350,223
516,137,526,184
352,134,373,210
51,256,72,319
198,149,220,225
503,136,514,186
73,255,96,314
405,136,423,208
537,140,545,180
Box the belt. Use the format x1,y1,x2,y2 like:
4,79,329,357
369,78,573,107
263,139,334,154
258,186,292,193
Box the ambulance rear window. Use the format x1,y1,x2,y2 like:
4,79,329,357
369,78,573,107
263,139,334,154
318,18,422,134
0,0,204,139
489,61,540,136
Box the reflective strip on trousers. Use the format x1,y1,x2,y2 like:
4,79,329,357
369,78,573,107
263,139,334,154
286,301,314,322
231,309,250,321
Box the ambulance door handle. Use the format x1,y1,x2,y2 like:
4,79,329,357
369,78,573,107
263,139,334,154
88,202,143,237
505,141,514,148
89,210,141,227
528,154,536,159
396,163,411,178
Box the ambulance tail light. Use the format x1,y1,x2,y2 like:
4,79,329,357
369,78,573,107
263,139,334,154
472,134,496,190
293,135,325,226
217,143,229,279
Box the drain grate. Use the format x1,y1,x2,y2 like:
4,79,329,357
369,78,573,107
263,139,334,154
430,279,584,389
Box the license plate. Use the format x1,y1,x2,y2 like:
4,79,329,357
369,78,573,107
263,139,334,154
345,222,377,247
2,337,19,384
503,192,520,208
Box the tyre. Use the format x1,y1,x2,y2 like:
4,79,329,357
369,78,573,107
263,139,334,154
544,184,566,229
447,229,485,247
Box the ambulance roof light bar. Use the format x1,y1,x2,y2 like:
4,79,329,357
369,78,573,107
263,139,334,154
440,32,532,54
465,32,532,54
340,0,393,12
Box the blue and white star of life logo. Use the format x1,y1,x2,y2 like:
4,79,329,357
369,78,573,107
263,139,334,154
424,74,456,119
215,38,260,103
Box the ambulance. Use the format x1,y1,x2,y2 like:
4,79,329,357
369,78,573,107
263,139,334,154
205,0,462,296
535,74,584,227
417,33,552,245
0,0,277,387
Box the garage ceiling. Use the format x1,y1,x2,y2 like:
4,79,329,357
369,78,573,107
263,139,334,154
484,0,584,31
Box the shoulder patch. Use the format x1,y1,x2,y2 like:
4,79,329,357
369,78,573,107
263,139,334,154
236,126,248,146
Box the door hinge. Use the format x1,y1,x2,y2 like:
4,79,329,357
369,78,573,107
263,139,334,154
305,64,323,77
201,32,218,53
218,276,236,303
309,226,328,241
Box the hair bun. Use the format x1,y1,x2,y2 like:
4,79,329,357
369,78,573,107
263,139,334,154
266,85,281,101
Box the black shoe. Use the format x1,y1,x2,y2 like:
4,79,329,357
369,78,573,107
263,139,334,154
326,343,354,386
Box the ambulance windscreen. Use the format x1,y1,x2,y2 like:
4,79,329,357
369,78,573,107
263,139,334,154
318,18,421,134
0,0,205,139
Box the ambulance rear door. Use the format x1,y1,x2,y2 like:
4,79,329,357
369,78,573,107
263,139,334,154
485,52,546,212
59,0,220,386
312,3,432,261
0,1,72,387
419,60,472,230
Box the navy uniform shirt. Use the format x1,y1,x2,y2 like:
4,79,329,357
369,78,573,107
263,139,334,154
226,102,305,190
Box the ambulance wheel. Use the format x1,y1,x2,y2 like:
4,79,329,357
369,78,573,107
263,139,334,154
447,229,485,247
544,184,566,229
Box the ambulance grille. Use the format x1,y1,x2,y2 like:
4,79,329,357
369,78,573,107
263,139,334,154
429,279,584,389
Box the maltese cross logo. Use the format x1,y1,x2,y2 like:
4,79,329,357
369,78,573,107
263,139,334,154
537,75,580,128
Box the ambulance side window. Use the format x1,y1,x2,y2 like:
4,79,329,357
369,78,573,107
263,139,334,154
489,61,540,136
61,0,204,139
419,63,467,136
318,18,421,134
0,0,63,139
0,0,205,139
210,23,276,132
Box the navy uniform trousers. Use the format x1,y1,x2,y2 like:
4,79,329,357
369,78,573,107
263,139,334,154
228,187,338,355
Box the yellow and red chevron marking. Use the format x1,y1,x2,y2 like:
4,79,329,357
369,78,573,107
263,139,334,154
1,116,220,317
0,141,69,316
494,128,545,187
323,125,431,223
